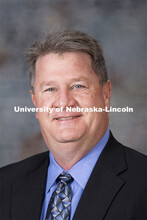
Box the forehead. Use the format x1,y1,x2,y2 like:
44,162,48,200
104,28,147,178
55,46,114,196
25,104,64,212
34,52,100,87
35,52,93,72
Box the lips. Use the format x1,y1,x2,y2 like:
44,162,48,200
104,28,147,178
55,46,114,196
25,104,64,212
56,116,81,121
53,112,82,121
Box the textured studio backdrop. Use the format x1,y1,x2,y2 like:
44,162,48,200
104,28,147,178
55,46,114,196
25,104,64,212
0,0,147,167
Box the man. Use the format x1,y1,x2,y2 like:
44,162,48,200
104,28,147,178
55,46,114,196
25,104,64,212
0,30,147,220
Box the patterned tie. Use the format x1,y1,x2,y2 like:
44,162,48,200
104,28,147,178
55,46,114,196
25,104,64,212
46,172,73,220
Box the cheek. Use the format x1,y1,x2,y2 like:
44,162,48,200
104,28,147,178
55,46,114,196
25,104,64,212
84,111,105,133
37,112,52,130
35,95,53,108
79,94,104,108
75,93,95,106
92,91,106,107
76,88,104,107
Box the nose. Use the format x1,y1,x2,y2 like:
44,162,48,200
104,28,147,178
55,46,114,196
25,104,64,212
53,88,77,109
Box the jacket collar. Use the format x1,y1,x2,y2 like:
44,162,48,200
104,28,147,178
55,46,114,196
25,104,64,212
73,133,127,220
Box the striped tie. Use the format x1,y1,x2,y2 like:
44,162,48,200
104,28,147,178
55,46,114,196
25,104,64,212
46,172,73,220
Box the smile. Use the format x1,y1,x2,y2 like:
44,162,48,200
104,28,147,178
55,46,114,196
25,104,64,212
56,116,80,120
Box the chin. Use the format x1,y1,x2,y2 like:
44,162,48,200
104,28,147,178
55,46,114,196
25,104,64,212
55,130,82,143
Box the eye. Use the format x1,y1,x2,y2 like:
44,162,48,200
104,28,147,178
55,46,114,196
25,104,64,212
44,87,56,92
74,85,85,89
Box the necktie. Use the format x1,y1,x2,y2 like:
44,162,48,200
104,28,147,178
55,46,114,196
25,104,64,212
46,172,73,220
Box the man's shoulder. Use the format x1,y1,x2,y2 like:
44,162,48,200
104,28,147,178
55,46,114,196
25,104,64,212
0,151,49,184
104,133,147,173
116,137,147,164
111,134,147,173
124,144,147,161
123,144,147,173
110,132,147,158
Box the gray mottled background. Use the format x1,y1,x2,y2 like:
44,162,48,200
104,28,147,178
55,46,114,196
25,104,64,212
0,0,147,167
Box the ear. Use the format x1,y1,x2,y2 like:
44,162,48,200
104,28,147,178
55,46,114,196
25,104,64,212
102,80,111,110
30,89,38,119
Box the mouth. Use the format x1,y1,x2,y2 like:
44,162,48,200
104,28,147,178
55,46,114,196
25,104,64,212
55,115,81,121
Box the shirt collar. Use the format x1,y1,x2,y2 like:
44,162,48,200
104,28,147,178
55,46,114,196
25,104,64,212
45,153,64,194
69,128,109,189
45,129,109,193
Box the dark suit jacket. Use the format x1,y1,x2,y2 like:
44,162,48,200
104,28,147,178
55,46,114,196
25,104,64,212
0,133,147,220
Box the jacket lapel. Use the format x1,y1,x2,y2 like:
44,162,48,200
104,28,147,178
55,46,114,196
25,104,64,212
11,153,49,220
73,134,127,220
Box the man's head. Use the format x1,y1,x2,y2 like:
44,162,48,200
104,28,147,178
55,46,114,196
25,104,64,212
26,30,108,92
26,30,111,169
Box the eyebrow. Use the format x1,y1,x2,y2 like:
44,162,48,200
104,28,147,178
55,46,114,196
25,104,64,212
40,77,89,88
69,77,89,82
41,81,57,87
40,81,57,91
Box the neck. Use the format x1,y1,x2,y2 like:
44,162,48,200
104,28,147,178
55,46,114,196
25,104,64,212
50,132,107,170
51,146,91,170
47,125,109,170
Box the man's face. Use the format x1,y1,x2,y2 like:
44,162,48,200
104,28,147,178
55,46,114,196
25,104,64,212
31,52,111,156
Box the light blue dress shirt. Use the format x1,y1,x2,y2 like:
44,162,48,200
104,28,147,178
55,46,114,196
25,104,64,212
40,129,110,220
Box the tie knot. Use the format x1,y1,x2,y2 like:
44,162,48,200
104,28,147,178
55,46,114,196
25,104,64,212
57,171,73,184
